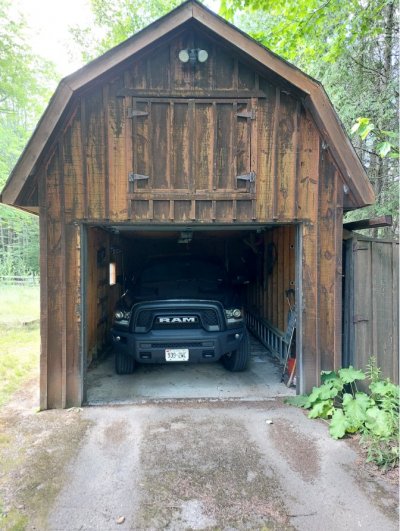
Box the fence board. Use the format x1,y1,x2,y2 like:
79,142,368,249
0,275,40,286
344,234,399,384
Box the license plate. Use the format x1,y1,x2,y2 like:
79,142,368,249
165,348,189,362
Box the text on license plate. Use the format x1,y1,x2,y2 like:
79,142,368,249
165,348,189,362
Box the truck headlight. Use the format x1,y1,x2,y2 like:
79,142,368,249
114,310,124,320
225,308,242,319
114,310,131,325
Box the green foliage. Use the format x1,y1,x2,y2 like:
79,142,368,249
329,409,348,439
221,0,399,236
0,0,57,276
351,118,399,159
70,0,182,62
285,360,399,470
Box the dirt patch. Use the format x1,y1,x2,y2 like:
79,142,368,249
136,414,294,530
269,418,320,481
0,380,91,530
102,420,129,446
344,435,399,521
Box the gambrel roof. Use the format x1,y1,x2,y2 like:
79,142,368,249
1,0,374,208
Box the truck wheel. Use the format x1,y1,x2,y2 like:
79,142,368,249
222,331,250,371
115,352,136,374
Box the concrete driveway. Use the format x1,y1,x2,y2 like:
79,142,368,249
48,400,398,531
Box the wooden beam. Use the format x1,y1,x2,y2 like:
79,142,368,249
343,215,392,231
116,89,267,98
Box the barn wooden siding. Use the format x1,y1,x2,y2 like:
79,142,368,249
245,226,296,333
343,234,399,384
36,27,344,408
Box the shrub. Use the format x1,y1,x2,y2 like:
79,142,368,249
286,358,399,470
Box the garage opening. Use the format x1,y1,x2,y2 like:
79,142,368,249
83,224,298,403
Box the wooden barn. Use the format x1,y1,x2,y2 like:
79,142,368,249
1,1,374,409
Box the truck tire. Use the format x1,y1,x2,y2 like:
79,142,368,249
115,352,136,374
222,330,250,371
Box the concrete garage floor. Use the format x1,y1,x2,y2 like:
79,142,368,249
86,334,295,404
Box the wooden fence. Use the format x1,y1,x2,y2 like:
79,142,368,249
343,234,399,384
0,275,40,286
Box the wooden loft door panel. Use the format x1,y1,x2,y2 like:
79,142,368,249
128,98,257,222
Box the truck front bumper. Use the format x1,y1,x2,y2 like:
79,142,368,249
110,327,246,363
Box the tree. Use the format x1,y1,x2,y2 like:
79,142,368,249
0,0,57,276
70,0,182,62
221,0,399,236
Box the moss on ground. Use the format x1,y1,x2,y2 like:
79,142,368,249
0,404,91,530
136,415,293,530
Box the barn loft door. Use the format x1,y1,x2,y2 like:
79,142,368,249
127,98,257,222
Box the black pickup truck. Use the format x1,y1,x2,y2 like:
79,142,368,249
111,255,250,374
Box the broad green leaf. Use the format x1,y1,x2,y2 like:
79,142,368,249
308,400,334,419
329,409,348,439
338,367,365,384
284,395,309,408
321,370,339,383
321,371,344,391
364,407,391,438
342,393,371,430
303,384,337,408
359,123,375,140
377,141,392,158
369,380,399,398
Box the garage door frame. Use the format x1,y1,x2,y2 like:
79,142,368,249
79,221,304,400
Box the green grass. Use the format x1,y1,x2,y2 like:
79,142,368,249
0,285,40,406
0,286,40,326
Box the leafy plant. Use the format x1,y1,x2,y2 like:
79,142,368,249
286,359,399,470
351,117,399,159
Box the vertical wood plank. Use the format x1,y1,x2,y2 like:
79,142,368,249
353,239,372,369
392,243,399,383
293,101,301,219
151,102,169,189
45,148,64,408
107,75,128,220
372,241,395,379
124,72,133,218
318,149,338,372
80,99,88,219
272,88,280,219
283,226,290,327
297,110,320,221
256,83,276,220
85,87,106,220
167,101,173,190
38,166,48,410
172,102,190,189
194,102,212,191
302,221,319,392
103,84,110,219
277,92,297,221
333,180,343,370
65,223,82,406
232,101,237,188
212,102,217,192
58,141,67,408
189,100,195,193
63,106,84,220
277,227,284,331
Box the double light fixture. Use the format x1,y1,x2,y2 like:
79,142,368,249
178,48,209,65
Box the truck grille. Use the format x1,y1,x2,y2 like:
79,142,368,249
136,310,153,329
134,306,221,332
